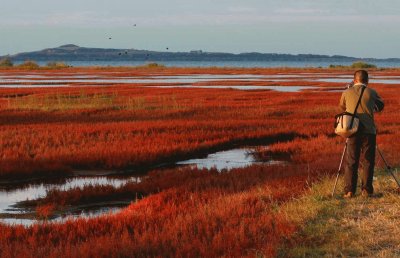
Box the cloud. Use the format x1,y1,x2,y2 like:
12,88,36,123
226,6,258,14
273,8,329,15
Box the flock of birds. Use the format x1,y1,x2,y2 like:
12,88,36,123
108,24,169,57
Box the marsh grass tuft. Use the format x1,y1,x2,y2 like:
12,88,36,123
8,91,117,111
7,91,187,111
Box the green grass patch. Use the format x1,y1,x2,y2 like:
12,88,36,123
329,61,377,69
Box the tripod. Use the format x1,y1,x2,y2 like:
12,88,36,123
331,140,400,197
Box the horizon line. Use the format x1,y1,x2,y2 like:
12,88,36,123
3,44,400,61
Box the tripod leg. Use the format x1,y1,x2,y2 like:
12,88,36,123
332,141,348,197
377,146,400,188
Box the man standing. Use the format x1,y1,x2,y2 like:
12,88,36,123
339,70,384,198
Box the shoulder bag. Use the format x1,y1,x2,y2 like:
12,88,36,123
334,86,366,138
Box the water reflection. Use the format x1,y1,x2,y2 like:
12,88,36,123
147,85,316,92
0,84,70,88
1,207,123,227
177,148,282,170
315,78,400,84
2,74,400,88
0,74,289,87
0,177,138,214
0,74,348,87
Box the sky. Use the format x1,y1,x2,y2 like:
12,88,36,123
1,0,400,58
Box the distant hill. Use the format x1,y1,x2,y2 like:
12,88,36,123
2,44,400,63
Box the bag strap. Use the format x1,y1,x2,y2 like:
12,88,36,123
349,85,366,128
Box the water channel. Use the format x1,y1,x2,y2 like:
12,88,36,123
0,146,281,226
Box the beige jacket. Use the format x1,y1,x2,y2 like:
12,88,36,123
339,83,384,134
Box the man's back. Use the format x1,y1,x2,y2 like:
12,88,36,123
339,83,384,134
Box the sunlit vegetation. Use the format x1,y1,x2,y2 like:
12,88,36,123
0,57,13,67
46,61,69,69
0,60,70,70
17,60,40,69
278,171,400,257
7,91,185,111
329,61,377,69
0,83,320,180
0,67,399,257
0,166,305,257
141,62,166,68
350,61,377,69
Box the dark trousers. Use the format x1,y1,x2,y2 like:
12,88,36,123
344,133,376,194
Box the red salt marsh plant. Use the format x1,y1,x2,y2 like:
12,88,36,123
1,84,328,179
1,68,400,257
20,162,309,210
0,164,309,257
35,204,56,220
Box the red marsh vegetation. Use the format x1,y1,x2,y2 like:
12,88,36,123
0,67,399,257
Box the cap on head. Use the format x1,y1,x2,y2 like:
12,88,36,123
354,70,369,84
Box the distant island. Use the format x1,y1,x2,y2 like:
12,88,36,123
2,44,400,63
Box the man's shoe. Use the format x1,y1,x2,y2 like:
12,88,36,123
361,189,372,198
343,192,353,198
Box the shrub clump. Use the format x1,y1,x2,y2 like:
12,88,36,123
328,64,346,69
0,57,13,67
142,62,166,68
350,61,377,69
47,61,69,69
329,61,377,69
18,60,40,69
